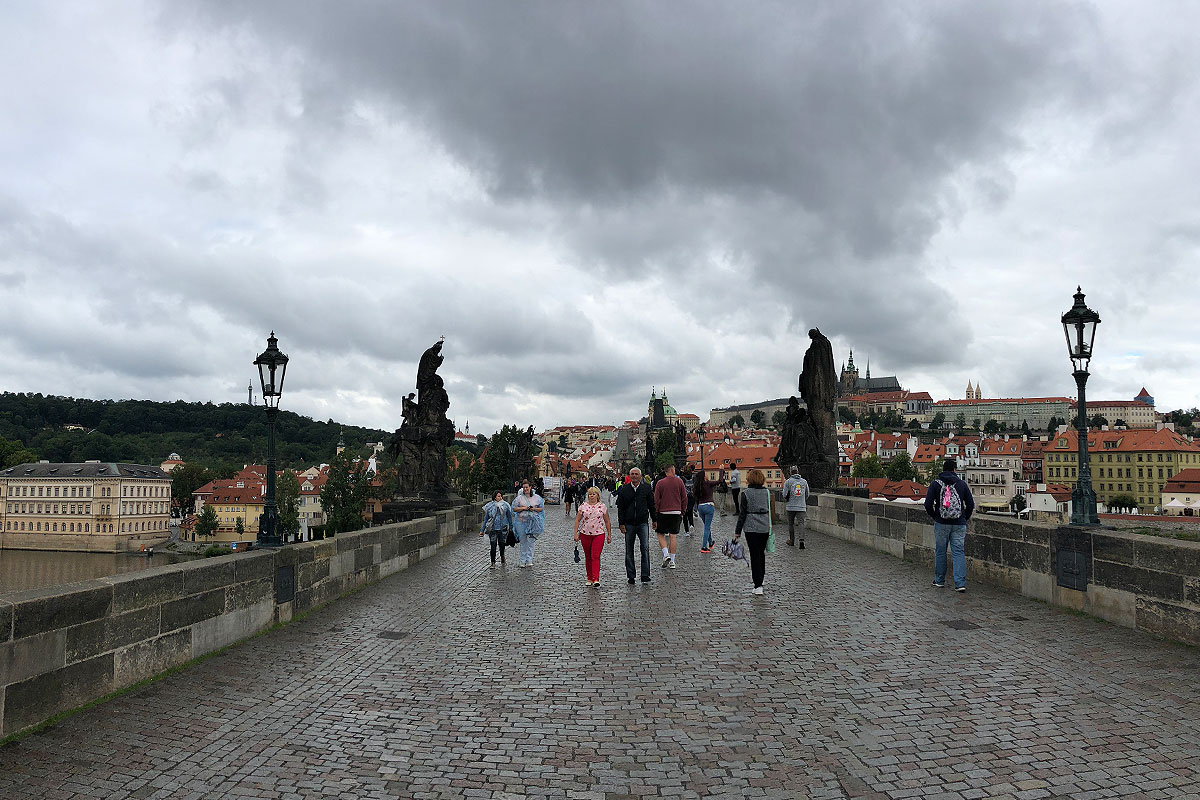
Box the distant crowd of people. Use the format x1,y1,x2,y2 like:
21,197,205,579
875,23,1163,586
482,462,815,595
482,456,978,595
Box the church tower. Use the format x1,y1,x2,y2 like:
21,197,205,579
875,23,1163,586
966,381,973,400
838,350,860,396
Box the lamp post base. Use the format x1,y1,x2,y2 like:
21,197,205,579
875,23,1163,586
1070,484,1100,526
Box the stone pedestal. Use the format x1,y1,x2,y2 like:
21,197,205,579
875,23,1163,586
797,461,837,492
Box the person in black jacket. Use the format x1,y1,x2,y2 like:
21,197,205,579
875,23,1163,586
615,467,657,584
923,458,976,592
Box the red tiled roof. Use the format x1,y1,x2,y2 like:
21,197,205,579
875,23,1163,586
1164,468,1200,493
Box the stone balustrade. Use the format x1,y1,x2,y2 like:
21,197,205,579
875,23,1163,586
0,503,477,740
806,494,1200,646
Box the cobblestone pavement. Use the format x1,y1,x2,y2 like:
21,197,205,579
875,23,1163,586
2,502,1199,799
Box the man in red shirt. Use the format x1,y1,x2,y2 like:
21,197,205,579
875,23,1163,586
653,463,688,569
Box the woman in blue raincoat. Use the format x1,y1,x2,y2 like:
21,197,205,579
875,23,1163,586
512,478,545,567
479,489,514,568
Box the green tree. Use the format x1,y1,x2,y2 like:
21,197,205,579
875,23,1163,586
1011,494,1027,513
906,418,921,429
276,469,301,540
1114,419,1128,428
446,445,485,500
884,452,919,482
1107,493,1139,511
1046,416,1061,434
750,409,766,428
171,463,215,517
931,411,946,430
984,419,1000,434
480,425,524,494
954,413,967,433
234,516,245,537
851,453,885,479
971,418,982,431
1090,415,1109,428
320,449,375,534
771,410,787,429
838,406,858,424
728,414,745,428
1021,420,1031,435
194,504,219,540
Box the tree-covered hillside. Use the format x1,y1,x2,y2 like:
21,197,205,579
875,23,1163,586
0,392,389,472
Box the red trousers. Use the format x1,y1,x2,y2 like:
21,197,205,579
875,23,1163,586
580,533,605,582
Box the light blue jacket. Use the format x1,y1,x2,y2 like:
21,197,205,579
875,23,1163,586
512,491,545,540
480,500,514,534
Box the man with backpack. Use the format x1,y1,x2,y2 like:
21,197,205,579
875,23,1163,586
923,458,975,592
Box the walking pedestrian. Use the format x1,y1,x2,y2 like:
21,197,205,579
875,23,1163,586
563,480,575,517
513,479,545,567
682,465,696,535
574,486,612,587
728,464,742,518
478,489,514,568
923,458,975,592
615,467,656,584
733,469,773,595
693,466,721,553
780,466,811,548
653,463,687,569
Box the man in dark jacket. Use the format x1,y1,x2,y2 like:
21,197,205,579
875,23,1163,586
616,467,656,584
923,458,976,592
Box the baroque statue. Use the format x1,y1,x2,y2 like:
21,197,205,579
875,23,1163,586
775,396,821,471
790,327,839,489
387,339,456,498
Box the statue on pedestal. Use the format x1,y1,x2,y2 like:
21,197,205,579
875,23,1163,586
386,339,456,502
791,328,839,489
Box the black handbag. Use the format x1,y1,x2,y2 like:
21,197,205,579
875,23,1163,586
505,527,517,548
574,544,581,563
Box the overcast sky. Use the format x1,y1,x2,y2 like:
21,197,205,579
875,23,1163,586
2,1,1198,438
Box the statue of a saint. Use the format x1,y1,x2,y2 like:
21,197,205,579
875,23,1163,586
799,328,836,459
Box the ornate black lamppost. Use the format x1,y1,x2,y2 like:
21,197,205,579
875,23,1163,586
1062,288,1101,526
254,332,289,546
507,438,517,495
697,423,708,481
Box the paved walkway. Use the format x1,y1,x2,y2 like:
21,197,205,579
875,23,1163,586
2,503,1198,799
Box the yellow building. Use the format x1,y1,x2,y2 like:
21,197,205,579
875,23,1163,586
1041,427,1200,511
193,479,264,545
0,461,172,552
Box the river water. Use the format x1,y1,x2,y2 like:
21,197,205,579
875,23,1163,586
0,549,187,595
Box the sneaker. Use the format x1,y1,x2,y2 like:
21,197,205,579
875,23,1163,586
752,587,764,595
663,557,671,568
668,559,677,569
955,586,967,593
489,562,496,569
641,578,652,583
628,579,635,585
594,580,601,587
933,582,945,588
700,547,711,554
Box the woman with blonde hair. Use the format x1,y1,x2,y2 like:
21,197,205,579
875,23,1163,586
574,485,612,586
733,468,773,595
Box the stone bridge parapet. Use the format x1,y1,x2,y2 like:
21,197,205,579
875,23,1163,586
807,494,1200,647
0,502,478,740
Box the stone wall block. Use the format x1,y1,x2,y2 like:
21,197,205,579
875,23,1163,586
0,629,66,687
1027,544,1051,575
160,589,226,633
835,509,854,528
1092,561,1184,602
1021,571,1054,603
297,559,330,590
336,531,366,554
191,600,274,657
1134,539,1200,577
1135,598,1200,646
11,583,113,640
1086,585,1137,629
105,568,186,614
181,560,236,596
114,629,191,688
353,546,375,572
232,552,277,583
1186,577,1200,606
3,653,114,737
903,544,932,565
0,601,11,644
380,535,399,562
65,606,159,664
1091,534,1134,565
225,578,273,613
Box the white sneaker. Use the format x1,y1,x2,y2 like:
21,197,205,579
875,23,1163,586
752,586,764,595
489,562,496,569
668,559,677,569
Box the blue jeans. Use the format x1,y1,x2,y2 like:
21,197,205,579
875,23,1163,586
519,532,539,565
624,522,651,581
697,503,715,549
934,522,967,588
